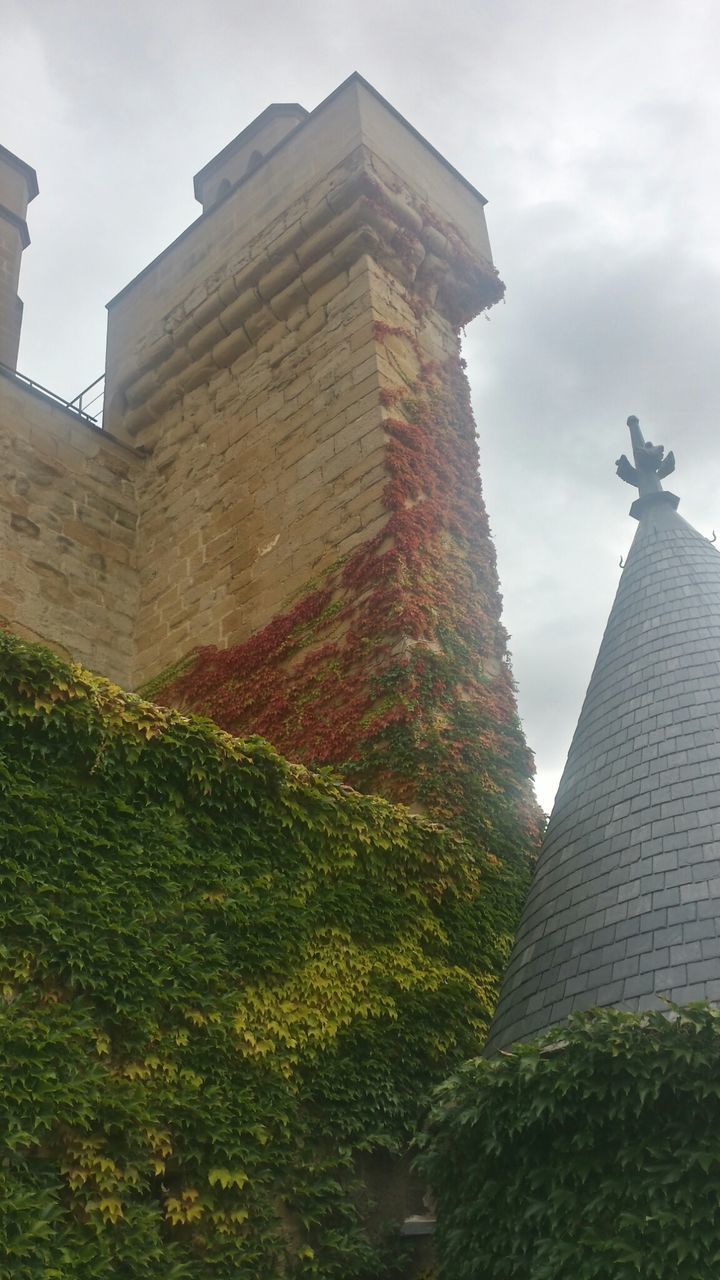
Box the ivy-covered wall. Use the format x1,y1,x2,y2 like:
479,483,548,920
416,1004,720,1279
0,630,521,1278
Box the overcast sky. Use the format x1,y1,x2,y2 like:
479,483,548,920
3,0,720,811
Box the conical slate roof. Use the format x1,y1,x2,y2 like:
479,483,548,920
487,418,720,1053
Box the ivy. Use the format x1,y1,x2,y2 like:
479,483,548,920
0,630,516,1277
148,337,541,871
415,1004,720,1279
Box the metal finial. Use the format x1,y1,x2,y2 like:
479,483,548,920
615,416,679,520
615,416,675,497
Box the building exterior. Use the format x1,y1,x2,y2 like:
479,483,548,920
0,75,498,688
5,72,720,1274
0,76,542,1273
0,74,538,853
488,418,720,1052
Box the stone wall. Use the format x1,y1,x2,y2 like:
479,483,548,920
0,76,503,698
0,372,140,686
103,77,500,688
128,238,389,684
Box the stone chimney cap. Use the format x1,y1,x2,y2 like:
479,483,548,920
0,143,38,201
193,103,309,206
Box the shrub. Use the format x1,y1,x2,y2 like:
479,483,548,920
0,631,517,1278
416,1004,720,1279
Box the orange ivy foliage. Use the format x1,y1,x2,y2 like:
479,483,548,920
153,327,539,864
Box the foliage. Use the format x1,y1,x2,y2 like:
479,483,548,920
416,1004,720,1279
0,630,520,1277
151,331,541,869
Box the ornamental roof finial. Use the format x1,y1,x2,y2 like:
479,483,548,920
615,415,679,520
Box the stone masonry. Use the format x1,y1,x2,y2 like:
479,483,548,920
0,144,37,371
0,370,140,686
0,74,502,691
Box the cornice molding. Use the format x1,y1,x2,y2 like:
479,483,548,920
117,151,502,439
0,202,30,249
0,144,38,202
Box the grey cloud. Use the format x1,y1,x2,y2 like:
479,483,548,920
474,221,720,808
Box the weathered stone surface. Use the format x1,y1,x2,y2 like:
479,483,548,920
0,144,37,370
1,76,502,696
0,374,141,686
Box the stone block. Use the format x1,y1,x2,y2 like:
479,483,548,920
307,272,350,314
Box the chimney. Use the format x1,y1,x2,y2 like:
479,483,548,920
0,144,38,370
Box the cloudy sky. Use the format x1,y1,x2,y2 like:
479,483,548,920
4,0,720,810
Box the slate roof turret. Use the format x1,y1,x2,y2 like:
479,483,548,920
487,417,720,1053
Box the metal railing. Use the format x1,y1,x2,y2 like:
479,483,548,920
0,360,105,427
68,373,104,425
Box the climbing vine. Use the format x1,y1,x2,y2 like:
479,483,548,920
0,630,519,1277
416,1004,720,1279
152,330,540,867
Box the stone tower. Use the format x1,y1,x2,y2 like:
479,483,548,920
0,144,37,370
488,418,720,1051
101,74,503,688
0,74,539,857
